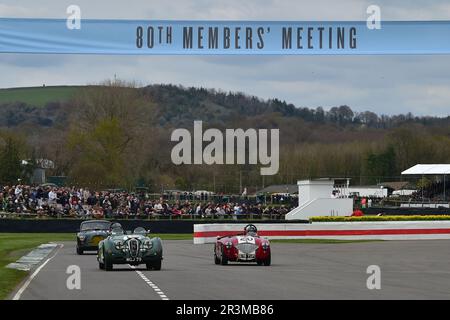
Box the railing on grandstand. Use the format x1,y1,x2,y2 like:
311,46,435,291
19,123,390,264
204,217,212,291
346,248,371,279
149,193,297,206
0,211,287,220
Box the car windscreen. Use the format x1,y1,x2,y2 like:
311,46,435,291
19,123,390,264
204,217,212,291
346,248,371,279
80,221,111,231
111,227,124,235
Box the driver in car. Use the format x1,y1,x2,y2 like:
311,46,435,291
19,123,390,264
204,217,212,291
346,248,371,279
244,225,258,236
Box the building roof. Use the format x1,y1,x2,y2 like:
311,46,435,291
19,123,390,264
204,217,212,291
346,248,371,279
401,164,450,175
257,184,297,194
379,181,411,190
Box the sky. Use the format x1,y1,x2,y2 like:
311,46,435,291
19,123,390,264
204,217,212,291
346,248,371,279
1,0,450,116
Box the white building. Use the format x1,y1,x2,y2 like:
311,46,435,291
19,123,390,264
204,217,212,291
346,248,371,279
285,179,353,220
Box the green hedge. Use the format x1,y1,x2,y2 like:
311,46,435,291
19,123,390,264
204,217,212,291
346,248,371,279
310,215,450,222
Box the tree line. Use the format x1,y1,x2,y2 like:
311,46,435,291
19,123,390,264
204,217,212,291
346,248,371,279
0,81,449,192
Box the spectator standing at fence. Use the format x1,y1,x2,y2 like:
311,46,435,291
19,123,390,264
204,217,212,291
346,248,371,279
48,188,57,205
82,188,90,204
15,185,23,197
216,205,225,217
253,204,262,217
195,203,202,216
154,200,163,215
361,198,367,209
232,203,241,220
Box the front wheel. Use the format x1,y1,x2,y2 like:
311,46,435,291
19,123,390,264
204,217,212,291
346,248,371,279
76,246,83,255
214,253,220,265
151,259,162,271
104,251,113,271
214,245,220,265
220,247,228,265
263,254,271,266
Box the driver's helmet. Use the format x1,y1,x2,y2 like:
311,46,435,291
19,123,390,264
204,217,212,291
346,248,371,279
110,222,124,235
133,227,147,235
244,225,258,236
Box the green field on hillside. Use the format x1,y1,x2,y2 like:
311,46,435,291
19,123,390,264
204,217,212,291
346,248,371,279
0,86,79,107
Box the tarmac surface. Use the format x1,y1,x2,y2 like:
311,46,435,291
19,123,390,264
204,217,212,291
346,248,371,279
13,240,450,300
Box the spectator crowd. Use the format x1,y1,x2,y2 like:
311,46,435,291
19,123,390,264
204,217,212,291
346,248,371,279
0,185,293,220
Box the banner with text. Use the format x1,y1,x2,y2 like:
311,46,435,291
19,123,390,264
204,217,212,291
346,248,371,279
1,19,450,55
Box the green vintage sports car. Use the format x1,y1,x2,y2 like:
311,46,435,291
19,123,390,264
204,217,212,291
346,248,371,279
97,226,163,271
76,220,112,255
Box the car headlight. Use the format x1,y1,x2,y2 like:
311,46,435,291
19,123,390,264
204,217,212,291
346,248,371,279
78,234,86,241
262,243,270,250
142,240,153,250
225,241,233,249
114,240,124,250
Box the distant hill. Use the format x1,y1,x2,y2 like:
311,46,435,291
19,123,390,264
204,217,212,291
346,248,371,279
0,84,448,129
0,86,79,107
0,84,448,191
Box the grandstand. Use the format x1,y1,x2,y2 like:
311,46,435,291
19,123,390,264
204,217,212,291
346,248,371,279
401,164,450,208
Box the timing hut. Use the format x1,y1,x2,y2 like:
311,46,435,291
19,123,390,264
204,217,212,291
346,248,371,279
285,178,353,220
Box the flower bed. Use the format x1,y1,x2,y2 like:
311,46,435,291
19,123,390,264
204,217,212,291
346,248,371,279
310,215,450,222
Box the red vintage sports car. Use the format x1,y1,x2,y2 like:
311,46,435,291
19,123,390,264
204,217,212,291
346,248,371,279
214,224,271,266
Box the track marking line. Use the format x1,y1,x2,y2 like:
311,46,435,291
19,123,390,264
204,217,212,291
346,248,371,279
12,244,64,300
130,266,169,300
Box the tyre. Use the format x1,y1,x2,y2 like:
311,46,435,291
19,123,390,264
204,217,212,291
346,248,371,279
220,247,228,265
214,245,220,265
263,254,271,266
152,259,162,271
256,260,263,266
146,263,152,270
104,251,113,271
97,249,104,269
76,246,83,255
214,253,220,265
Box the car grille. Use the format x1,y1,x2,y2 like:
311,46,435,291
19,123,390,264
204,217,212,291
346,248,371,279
236,243,258,254
128,239,140,257
90,236,103,246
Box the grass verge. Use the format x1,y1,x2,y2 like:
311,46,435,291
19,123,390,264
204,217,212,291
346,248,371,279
0,233,73,300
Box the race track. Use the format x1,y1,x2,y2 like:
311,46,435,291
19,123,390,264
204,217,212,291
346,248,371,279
13,240,450,300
